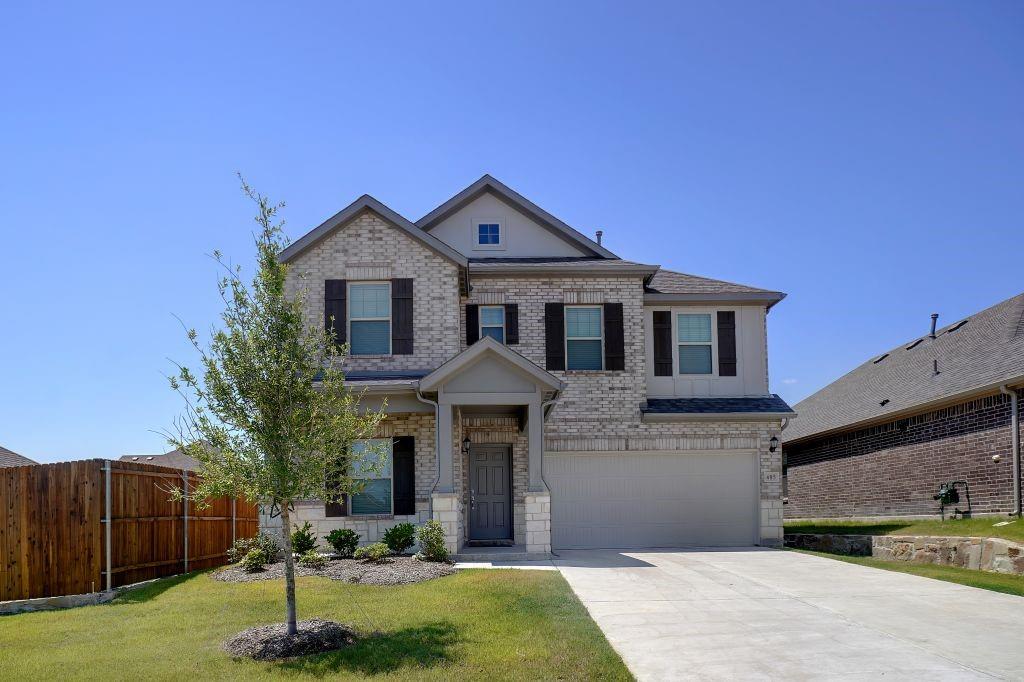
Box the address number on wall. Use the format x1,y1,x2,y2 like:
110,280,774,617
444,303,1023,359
762,472,782,484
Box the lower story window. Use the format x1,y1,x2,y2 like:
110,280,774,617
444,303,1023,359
350,439,393,515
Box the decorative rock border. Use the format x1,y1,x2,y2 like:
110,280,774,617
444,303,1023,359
785,533,1024,576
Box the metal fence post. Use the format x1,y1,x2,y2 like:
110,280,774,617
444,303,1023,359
103,460,112,592
231,498,237,545
183,473,189,574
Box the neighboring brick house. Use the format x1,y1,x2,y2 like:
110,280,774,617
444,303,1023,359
784,293,1024,519
261,175,793,557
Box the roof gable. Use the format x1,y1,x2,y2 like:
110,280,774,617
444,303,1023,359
279,195,467,266
419,336,564,393
416,175,618,259
785,292,1024,443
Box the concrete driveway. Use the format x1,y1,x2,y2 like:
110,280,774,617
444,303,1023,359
554,548,1024,681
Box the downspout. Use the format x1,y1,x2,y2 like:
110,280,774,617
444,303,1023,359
415,387,441,518
999,385,1021,517
539,389,562,496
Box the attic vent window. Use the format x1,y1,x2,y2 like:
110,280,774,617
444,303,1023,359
945,320,968,333
906,339,923,350
873,353,889,364
474,220,504,250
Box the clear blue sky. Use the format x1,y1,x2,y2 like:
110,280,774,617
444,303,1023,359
2,2,1021,463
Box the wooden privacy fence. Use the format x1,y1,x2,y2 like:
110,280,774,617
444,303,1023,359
1,459,258,601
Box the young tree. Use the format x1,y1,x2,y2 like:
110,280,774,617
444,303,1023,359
168,179,386,635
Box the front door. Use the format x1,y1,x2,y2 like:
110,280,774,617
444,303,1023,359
469,444,512,541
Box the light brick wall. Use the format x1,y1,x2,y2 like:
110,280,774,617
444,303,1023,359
284,210,461,372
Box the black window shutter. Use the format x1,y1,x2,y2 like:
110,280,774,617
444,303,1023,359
504,304,519,344
325,497,348,517
392,436,416,515
603,302,625,371
324,280,347,347
652,311,673,376
466,304,479,346
545,302,565,370
391,279,413,355
717,311,737,376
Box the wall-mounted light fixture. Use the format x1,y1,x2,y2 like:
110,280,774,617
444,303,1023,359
769,436,779,453
461,436,471,454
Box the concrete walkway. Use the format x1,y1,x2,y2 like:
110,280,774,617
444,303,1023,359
553,548,1024,681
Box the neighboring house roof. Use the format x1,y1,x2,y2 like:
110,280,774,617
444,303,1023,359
0,445,36,467
642,396,794,422
419,335,565,393
416,174,619,259
469,256,658,278
645,269,787,307
785,292,1024,444
119,448,202,471
278,194,468,267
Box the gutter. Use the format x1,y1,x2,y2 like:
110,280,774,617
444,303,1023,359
1000,385,1022,517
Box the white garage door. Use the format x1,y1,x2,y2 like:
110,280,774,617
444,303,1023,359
545,451,759,550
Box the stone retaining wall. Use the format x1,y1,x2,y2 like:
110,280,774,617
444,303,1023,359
785,533,1024,576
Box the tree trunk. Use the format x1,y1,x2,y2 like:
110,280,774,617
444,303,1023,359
279,501,298,636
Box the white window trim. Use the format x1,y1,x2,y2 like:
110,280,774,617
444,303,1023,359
479,305,505,343
675,310,716,376
565,305,604,371
348,281,392,356
471,218,506,251
350,438,394,516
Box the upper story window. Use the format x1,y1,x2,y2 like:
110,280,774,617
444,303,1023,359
350,439,392,515
677,313,713,374
473,220,504,250
565,306,603,370
349,282,391,355
480,306,505,343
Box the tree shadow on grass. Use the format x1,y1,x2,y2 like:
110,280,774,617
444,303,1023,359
110,571,203,605
274,621,463,677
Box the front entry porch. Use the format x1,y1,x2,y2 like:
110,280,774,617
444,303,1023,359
417,337,563,558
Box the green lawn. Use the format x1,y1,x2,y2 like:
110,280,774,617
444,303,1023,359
0,569,631,681
792,548,1024,598
785,516,1024,543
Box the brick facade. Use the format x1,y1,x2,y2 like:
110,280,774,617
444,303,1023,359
785,391,1024,518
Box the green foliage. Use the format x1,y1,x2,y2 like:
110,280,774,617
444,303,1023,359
297,550,327,570
165,176,388,512
382,522,416,554
353,542,391,563
240,547,269,573
290,521,318,555
325,528,360,558
416,520,449,562
226,533,281,564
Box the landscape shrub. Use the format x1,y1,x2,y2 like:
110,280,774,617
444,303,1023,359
353,542,391,563
291,521,318,555
416,520,449,562
382,522,416,554
227,533,281,564
241,547,269,573
298,550,327,570
325,529,360,558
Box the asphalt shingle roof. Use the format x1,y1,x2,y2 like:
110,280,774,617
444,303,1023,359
785,292,1024,443
643,395,794,415
0,445,35,468
645,269,783,296
119,448,202,471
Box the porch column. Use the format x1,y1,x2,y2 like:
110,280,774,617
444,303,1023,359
436,402,455,493
527,399,544,492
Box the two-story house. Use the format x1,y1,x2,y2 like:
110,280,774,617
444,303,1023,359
261,175,794,558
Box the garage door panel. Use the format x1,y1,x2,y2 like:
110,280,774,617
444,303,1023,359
546,451,757,550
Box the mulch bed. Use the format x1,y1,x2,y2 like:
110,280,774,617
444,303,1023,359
223,618,357,660
214,555,456,586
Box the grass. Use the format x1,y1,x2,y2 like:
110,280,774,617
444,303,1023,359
785,516,1024,543
0,569,631,681
792,549,1024,598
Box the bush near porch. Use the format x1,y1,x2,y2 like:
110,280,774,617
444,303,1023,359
0,570,631,681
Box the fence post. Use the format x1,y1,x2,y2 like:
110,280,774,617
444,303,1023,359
183,473,189,574
231,498,237,546
103,460,112,592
